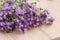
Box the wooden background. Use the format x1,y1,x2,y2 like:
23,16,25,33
0,0,60,40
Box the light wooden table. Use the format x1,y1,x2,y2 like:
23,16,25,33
0,0,60,40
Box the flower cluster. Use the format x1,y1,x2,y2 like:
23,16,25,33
0,0,54,33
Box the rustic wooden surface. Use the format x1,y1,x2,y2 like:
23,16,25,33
0,0,60,40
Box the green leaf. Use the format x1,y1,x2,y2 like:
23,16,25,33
25,4,28,9
38,7,43,11
0,6,3,11
15,18,19,20
31,2,37,5
5,18,8,22
15,3,19,7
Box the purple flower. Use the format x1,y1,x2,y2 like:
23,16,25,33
0,17,3,20
0,22,5,26
16,7,26,15
28,5,40,15
21,2,26,7
3,3,9,8
5,26,13,32
0,12,3,16
3,15,6,19
28,3,33,8
48,17,54,22
23,28,28,33
18,29,23,33
2,6,11,11
9,4,16,10
46,17,54,25
5,22,14,26
39,9,49,19
7,0,15,3
6,22,11,26
0,27,4,31
33,23,40,28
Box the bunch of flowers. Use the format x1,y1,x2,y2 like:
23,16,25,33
0,0,54,33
